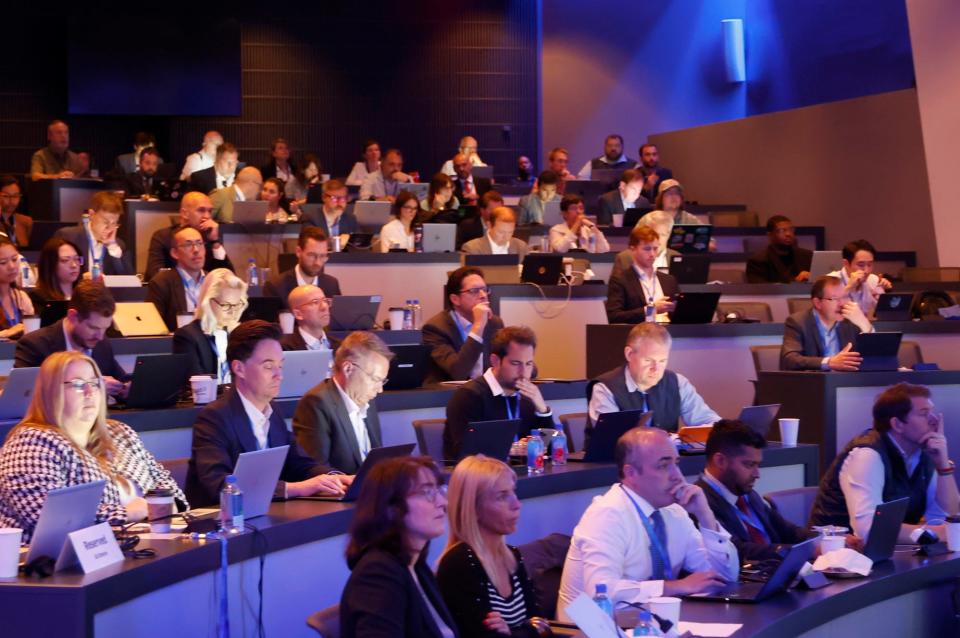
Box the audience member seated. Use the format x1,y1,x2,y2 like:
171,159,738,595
810,383,960,544
517,171,560,225
423,267,504,384
189,142,239,194
441,135,487,176
418,173,460,224
0,175,34,249
346,139,381,187
549,194,610,253
210,166,263,222
261,177,292,223
746,215,813,284
457,191,503,250
605,226,678,324
462,207,529,257
359,148,415,202
444,326,555,460
145,192,233,282
588,323,718,432
55,191,134,276
698,420,815,561
146,227,207,332
264,226,341,305
293,331,391,474
577,133,635,180
780,275,873,371
30,120,86,180
180,130,223,181
286,152,322,207
173,268,248,383
340,456,456,638
598,168,650,226
545,147,574,194
15,281,132,398
557,427,738,620
451,152,492,208
302,179,356,247
185,320,351,506
609,209,677,278
827,239,893,317
438,455,542,638
281,285,338,352
513,155,536,186
29,237,81,305
652,179,699,225
379,191,419,252
113,131,160,175
260,137,295,185
122,147,162,199
0,236,34,339
0,351,186,542
636,143,673,203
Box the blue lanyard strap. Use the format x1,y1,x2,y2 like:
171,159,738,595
1,290,20,327
504,394,519,421
620,484,673,580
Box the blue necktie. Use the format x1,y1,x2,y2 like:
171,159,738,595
649,510,668,580
635,390,649,413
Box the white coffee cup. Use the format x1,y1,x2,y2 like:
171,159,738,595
22,316,41,334
778,418,800,446
612,213,625,228
145,490,176,533
647,596,681,627
819,535,845,554
278,311,295,334
946,517,960,552
190,375,217,405
176,313,194,329
388,308,405,331
0,528,23,579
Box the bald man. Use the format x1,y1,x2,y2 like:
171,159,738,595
210,166,263,222
180,130,223,180
145,192,234,281
441,136,487,175
146,227,207,331
280,284,339,352
558,428,738,621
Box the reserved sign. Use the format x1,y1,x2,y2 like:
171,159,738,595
58,522,124,574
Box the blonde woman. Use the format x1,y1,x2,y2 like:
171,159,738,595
0,351,186,541
437,455,540,638
173,268,248,383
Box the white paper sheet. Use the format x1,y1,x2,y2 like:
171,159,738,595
676,621,742,637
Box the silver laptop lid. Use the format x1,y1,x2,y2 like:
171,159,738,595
278,350,333,398
421,223,456,253
0,366,41,420
27,480,106,567
233,446,290,519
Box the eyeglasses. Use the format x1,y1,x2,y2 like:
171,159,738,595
818,295,849,303
410,483,448,503
177,240,204,250
58,255,85,265
324,194,348,202
350,362,388,387
95,218,121,229
211,298,244,312
297,297,332,310
63,378,101,394
458,286,490,296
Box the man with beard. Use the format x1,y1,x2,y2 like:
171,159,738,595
123,147,162,199
746,215,813,284
577,134,635,179
265,226,341,306
636,143,673,203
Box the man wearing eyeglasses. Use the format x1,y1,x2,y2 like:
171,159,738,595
301,179,358,249
281,284,339,352
422,266,504,384
780,275,873,371
264,226,341,308
145,192,234,282
146,227,208,332
55,191,134,276
292,331,392,474
0,176,33,249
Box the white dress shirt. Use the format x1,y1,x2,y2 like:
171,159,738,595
237,388,273,450
632,264,669,321
332,378,371,460
548,222,610,253
557,483,738,621
346,161,378,187
299,326,331,351
486,234,510,255
294,263,318,287
482,368,552,417
827,268,884,317
588,366,720,426
379,218,415,252
451,310,484,378
180,150,214,180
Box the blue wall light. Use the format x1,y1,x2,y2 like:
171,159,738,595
722,18,746,83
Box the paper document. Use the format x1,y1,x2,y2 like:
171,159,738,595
676,621,742,637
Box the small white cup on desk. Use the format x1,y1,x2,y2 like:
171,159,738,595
945,516,960,552
778,418,800,446
190,375,217,405
176,313,194,329
22,316,41,334
647,596,681,628
388,308,405,331
0,528,23,579
612,213,624,228
145,490,176,533
278,311,295,334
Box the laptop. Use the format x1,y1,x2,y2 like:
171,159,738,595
354,201,393,228
421,223,456,253
278,349,333,398
383,344,429,391
400,182,429,200
875,293,916,322
862,497,911,563
668,254,710,285
233,446,290,518
112,302,169,336
302,443,416,502
667,224,712,254
521,254,563,285
241,296,283,323
738,404,782,437
856,331,903,371
688,537,817,603
231,200,270,225
459,419,521,461
810,250,843,278
569,410,653,463
622,204,655,228
102,275,143,288
329,295,381,331
669,292,721,324
25,480,106,569
121,354,190,409
0,366,41,420
590,168,624,186
471,166,494,180
542,200,562,227
38,299,68,327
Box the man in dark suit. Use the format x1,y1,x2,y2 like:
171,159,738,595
636,143,674,203
292,331,391,473
185,320,353,506
301,179,358,248
606,225,679,323
259,137,296,183
264,226,341,307
422,266,504,384
444,326,555,459
146,227,206,332
113,131,158,175
122,147,162,199
280,284,339,351
697,420,814,562
55,191,134,276
0,175,33,249
15,280,131,397
746,215,813,284
188,142,238,194
145,192,233,282
597,169,650,226
456,190,503,249
451,153,492,207
780,275,873,371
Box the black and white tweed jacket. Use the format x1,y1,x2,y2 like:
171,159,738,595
0,419,186,542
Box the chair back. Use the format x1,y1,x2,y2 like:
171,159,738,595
413,418,446,461
763,486,818,528
159,458,190,490
787,297,812,315
750,345,781,375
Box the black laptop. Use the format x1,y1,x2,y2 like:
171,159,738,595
569,409,653,463
118,354,190,409
383,344,429,391
458,419,521,461
521,254,563,285
862,497,910,562
622,204,655,228
668,254,711,285
328,295,382,331
301,443,416,502
241,296,283,323
875,293,916,322
738,404,781,437
667,224,712,254
855,332,903,371
669,292,721,324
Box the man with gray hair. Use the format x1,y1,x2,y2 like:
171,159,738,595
31,120,86,180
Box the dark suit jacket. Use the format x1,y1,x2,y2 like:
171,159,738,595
0,213,33,249
746,245,813,284
279,328,341,352
145,226,234,282
262,268,342,308
260,159,296,181
54,226,133,276
453,176,492,204
455,216,486,250
780,309,863,370
639,166,673,202
188,165,235,195
123,171,161,198
302,207,359,237
341,548,460,638
605,268,680,323
697,478,811,562
597,190,651,226
185,388,332,506
14,319,131,381
173,319,218,378
422,310,504,384
145,268,189,332
292,378,383,474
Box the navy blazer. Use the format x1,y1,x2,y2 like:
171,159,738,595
145,225,234,282
421,310,504,384
605,267,680,324
173,319,217,378
145,268,188,332
302,207,359,237
14,319,131,381
54,225,133,276
185,387,332,506
780,308,863,370
263,268,341,308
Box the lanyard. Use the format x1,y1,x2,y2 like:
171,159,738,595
1,290,21,327
635,267,657,303
620,484,673,580
503,394,519,421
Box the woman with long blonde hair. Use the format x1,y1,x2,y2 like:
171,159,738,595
438,455,540,637
0,351,186,541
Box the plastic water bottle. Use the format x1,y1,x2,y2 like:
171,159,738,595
412,299,422,330
632,610,664,636
527,428,545,474
592,583,613,618
246,258,259,286
587,232,597,253
219,475,244,535
552,430,567,465
402,300,414,330
19,256,35,288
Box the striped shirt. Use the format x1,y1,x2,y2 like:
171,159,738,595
485,571,528,628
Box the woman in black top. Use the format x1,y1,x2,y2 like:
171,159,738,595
438,455,541,637
30,236,82,305
340,456,459,638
